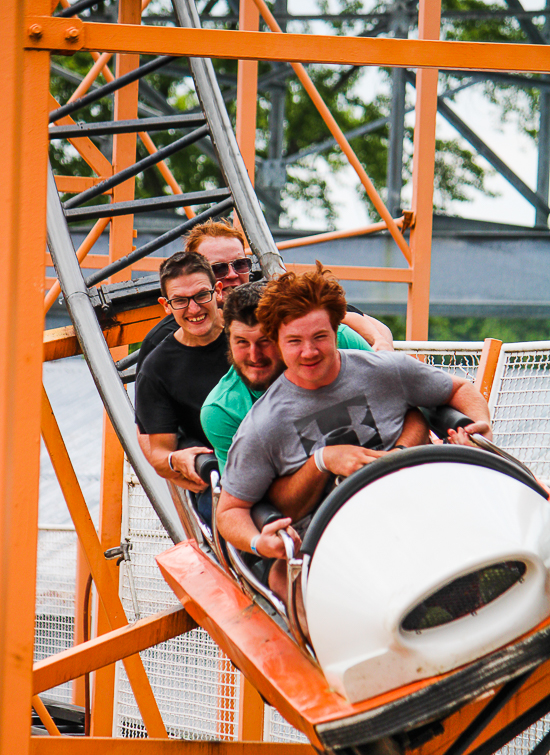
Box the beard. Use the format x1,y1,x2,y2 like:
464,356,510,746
227,348,285,391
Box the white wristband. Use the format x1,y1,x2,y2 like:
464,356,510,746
168,452,176,472
250,535,261,556
314,447,329,473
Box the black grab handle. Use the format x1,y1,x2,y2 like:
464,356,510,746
251,500,285,531
422,405,473,440
195,453,219,483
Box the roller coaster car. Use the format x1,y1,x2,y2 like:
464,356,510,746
157,408,550,754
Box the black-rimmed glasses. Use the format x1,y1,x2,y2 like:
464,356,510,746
165,289,215,310
211,257,252,280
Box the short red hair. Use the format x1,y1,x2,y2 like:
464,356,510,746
184,218,245,253
256,261,347,342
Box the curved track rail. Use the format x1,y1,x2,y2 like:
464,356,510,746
47,0,286,544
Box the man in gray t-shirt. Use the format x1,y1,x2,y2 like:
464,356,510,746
222,349,452,504
217,264,492,601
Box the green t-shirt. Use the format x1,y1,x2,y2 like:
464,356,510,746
200,323,373,473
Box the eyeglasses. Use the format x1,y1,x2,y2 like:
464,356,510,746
211,257,252,280
165,289,215,310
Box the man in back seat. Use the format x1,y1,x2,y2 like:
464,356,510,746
216,264,492,601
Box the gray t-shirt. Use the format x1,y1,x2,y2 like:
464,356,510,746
222,350,453,502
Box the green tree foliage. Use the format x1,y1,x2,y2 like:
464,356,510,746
380,315,550,342
49,0,541,226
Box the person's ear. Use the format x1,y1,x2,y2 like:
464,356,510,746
159,296,172,316
215,281,223,301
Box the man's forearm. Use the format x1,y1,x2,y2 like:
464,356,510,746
342,312,394,351
393,408,430,449
268,456,328,521
448,381,491,429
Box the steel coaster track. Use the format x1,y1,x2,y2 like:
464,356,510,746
47,0,285,545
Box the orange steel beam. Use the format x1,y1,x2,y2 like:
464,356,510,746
238,676,265,741
72,542,90,707
276,217,406,250
40,385,167,737
251,0,411,266
49,93,113,177
45,253,160,271
31,696,62,737
419,654,550,755
54,175,112,194
236,0,259,185
44,216,111,313
31,740,316,754
285,263,412,283
406,0,441,340
26,19,550,74
0,2,50,753
43,304,166,361
33,606,196,695
92,0,142,734
474,338,503,402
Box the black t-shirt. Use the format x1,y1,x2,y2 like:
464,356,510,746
136,314,178,375
135,330,230,447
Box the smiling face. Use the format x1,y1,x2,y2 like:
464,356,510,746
228,321,284,391
196,236,249,300
277,308,341,390
160,272,223,346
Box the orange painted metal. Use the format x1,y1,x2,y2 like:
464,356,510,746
31,739,316,754
285,263,412,284
54,175,112,194
0,2,50,752
92,0,142,734
44,216,111,313
49,93,113,177
474,338,503,402
40,385,167,737
72,542,91,707
43,304,166,362
236,0,259,185
251,0,411,266
34,606,196,695
21,17,550,74
238,676,265,741
45,251,160,272
276,217,405,250
406,0,441,340
32,696,62,737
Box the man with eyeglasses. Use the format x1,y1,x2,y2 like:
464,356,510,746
135,219,253,375
135,251,232,501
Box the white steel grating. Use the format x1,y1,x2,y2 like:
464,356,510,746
490,345,550,486
394,341,484,383
35,526,77,703
114,468,240,740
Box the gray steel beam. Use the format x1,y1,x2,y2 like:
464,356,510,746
46,167,185,544
171,0,285,280
503,0,547,45
386,1,410,217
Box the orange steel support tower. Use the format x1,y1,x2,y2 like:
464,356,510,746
2,0,550,753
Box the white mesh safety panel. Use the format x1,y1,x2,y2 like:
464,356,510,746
394,341,485,383
499,717,550,755
114,466,240,740
490,344,550,486
35,526,77,702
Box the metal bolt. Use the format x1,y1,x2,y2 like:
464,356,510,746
28,24,43,39
65,26,80,41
